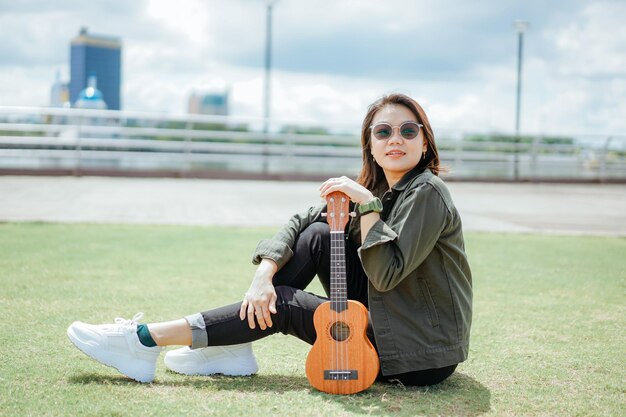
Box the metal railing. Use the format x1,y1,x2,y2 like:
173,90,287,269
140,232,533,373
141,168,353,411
1,106,624,181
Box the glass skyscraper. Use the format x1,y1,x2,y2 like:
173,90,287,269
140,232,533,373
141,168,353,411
69,27,121,110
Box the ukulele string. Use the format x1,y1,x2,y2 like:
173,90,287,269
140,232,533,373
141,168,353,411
338,198,350,379
336,228,342,378
331,227,335,377
333,228,339,377
340,228,347,379
339,199,346,378
339,230,345,378
331,193,349,380
339,196,346,379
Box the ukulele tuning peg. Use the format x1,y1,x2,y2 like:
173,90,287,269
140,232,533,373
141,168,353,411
321,213,328,217
349,212,357,218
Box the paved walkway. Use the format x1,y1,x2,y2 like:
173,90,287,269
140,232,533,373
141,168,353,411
1,176,624,236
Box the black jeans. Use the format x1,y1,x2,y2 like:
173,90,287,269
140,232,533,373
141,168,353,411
193,222,456,386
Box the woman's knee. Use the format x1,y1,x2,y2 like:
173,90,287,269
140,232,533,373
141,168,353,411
299,222,330,241
298,222,330,250
273,285,323,344
304,222,330,234
274,285,326,312
274,285,297,309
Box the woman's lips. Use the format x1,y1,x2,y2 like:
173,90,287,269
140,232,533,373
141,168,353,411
386,150,405,158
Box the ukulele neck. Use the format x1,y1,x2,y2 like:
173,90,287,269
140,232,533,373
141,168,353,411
330,231,347,312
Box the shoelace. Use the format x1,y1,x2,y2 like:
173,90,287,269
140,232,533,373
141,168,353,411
114,312,144,327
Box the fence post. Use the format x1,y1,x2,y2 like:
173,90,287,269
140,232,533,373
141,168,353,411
455,133,463,178
600,136,612,183
285,133,294,174
182,120,193,176
531,135,540,182
73,113,83,177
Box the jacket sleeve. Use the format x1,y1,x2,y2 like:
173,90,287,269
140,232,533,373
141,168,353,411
357,183,448,292
252,203,326,270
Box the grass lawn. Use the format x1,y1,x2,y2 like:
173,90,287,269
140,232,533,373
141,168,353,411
0,223,624,417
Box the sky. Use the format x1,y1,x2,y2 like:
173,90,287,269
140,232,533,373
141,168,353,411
0,0,624,136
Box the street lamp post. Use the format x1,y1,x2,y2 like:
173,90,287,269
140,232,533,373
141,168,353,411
513,20,529,181
261,0,277,175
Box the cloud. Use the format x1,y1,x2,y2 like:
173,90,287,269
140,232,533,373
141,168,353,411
0,0,623,136
0,10,74,66
210,0,511,79
548,1,626,77
145,0,212,48
0,65,53,106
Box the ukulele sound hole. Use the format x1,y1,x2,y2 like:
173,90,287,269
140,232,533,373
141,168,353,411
330,321,350,341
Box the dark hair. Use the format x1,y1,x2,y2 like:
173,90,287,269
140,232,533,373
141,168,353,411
356,93,440,192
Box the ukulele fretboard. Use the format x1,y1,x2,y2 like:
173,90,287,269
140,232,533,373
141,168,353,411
330,231,347,312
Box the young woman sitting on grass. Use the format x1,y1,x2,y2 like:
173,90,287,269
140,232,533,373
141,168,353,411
67,93,473,386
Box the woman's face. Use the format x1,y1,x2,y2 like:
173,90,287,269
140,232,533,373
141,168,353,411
370,104,427,182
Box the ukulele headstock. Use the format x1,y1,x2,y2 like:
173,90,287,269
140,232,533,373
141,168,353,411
324,191,351,232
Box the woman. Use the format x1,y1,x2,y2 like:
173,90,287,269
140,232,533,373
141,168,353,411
67,93,473,386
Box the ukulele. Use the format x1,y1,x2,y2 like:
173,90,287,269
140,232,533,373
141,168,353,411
305,191,380,394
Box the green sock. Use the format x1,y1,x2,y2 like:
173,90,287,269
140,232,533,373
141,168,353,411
136,324,157,347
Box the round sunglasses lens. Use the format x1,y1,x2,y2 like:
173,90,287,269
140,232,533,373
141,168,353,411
373,124,392,140
400,123,419,139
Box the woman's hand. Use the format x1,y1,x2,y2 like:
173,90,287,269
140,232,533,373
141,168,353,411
319,176,374,204
239,258,278,330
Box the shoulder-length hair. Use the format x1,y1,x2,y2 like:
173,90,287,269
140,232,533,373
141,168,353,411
356,93,440,193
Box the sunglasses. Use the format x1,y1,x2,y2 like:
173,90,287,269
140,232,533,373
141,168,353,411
370,121,423,141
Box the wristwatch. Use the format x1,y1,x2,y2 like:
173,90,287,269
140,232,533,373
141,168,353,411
358,197,383,216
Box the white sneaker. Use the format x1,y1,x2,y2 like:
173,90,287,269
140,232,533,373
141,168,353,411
164,343,258,376
67,312,163,383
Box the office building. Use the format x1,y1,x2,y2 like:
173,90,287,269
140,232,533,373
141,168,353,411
188,90,230,116
50,70,70,108
70,27,121,110
74,75,107,110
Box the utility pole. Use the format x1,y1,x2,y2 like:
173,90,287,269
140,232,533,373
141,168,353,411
261,0,277,175
513,20,529,181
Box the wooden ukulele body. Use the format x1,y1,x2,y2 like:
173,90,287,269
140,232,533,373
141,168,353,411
305,191,379,394
305,299,379,394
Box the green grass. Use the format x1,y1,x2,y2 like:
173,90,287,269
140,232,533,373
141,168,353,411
0,223,624,417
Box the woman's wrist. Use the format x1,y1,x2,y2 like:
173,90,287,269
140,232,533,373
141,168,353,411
259,258,278,274
358,192,375,205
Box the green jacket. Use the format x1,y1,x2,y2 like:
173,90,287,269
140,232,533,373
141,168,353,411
252,168,472,375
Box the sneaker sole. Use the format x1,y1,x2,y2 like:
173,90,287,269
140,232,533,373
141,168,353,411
164,355,258,377
67,325,156,383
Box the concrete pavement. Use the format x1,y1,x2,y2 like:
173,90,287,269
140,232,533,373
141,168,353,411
0,176,624,236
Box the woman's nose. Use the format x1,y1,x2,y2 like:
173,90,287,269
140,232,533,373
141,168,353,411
388,128,404,144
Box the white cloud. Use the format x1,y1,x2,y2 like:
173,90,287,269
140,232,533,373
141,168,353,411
145,0,212,48
0,65,53,107
550,1,626,77
0,10,74,66
0,0,624,137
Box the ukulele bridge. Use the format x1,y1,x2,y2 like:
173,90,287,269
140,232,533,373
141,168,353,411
324,370,358,380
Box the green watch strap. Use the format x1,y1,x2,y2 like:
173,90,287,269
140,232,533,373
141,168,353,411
358,197,383,215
